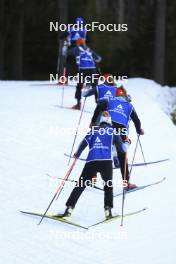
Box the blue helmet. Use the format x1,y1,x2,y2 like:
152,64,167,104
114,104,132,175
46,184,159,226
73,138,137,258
75,17,84,25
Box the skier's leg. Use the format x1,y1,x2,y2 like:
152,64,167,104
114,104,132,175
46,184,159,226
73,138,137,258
72,70,84,109
89,68,98,102
99,161,113,209
117,151,129,183
66,162,96,209
99,160,113,219
91,68,98,88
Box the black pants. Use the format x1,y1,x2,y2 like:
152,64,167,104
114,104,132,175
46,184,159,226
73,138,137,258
66,160,113,209
112,122,129,182
66,44,78,77
75,68,98,103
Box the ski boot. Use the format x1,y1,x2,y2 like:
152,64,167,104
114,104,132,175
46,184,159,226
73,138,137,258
104,206,112,220
71,103,81,110
124,182,137,191
54,206,73,218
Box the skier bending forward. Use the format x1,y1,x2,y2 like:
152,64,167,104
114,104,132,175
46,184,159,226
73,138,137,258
55,111,125,219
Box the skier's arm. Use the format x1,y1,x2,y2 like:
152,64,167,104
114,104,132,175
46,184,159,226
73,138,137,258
130,109,144,135
74,139,88,158
82,87,97,98
91,100,108,125
92,51,102,63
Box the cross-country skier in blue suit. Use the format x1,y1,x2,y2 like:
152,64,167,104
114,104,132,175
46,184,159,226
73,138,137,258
90,86,144,190
55,112,125,219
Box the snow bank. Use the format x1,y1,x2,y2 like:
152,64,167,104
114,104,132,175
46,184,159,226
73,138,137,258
125,78,176,118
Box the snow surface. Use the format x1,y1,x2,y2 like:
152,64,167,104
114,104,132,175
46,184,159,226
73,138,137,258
0,78,176,264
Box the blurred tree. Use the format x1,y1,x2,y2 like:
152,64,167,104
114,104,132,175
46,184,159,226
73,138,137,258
23,0,58,79
118,0,125,24
127,0,139,38
4,0,24,79
57,0,68,75
95,0,108,17
166,0,176,85
153,0,166,85
0,0,5,78
10,0,24,79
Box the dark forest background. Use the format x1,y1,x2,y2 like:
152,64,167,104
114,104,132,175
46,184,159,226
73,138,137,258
0,0,175,86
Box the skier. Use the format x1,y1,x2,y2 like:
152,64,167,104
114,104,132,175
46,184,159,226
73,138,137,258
68,17,87,46
82,73,117,103
58,17,89,79
67,38,101,109
90,86,144,190
60,17,88,47
83,78,132,172
55,111,125,219
83,76,132,115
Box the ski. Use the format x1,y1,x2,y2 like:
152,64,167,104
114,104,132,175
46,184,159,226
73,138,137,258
114,177,166,197
30,82,60,86
30,83,76,87
89,207,147,228
118,158,169,168
55,105,92,114
20,211,88,230
20,208,146,230
64,153,169,168
46,173,103,191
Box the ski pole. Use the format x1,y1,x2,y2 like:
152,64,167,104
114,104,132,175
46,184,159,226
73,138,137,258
128,134,140,181
120,152,127,226
55,158,77,200
120,135,140,226
67,97,86,166
60,66,66,107
138,137,147,166
38,158,77,225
